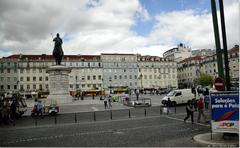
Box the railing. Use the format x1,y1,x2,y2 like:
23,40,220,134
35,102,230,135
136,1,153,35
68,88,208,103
0,106,177,128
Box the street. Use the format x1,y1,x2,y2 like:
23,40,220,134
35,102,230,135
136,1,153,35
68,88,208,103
0,113,209,147
0,94,212,147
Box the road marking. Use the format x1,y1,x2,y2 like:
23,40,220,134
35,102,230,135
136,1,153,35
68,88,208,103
165,116,210,127
91,107,99,111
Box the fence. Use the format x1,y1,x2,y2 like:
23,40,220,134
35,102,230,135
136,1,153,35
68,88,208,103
1,106,177,128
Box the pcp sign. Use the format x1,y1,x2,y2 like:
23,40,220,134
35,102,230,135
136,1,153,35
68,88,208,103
210,91,239,133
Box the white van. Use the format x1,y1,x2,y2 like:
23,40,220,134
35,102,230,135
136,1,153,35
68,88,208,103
161,89,195,106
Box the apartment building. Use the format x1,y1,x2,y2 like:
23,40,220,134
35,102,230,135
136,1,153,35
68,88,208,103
101,54,138,89
138,55,178,89
177,56,204,88
0,53,179,95
178,45,239,87
228,45,239,85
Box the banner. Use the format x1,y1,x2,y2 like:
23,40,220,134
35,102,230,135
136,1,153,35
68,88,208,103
210,91,239,133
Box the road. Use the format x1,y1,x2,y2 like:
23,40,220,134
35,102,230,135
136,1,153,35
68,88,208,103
0,114,209,147
0,94,211,147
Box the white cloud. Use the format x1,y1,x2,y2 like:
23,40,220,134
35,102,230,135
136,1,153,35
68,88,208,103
149,0,239,50
0,0,238,58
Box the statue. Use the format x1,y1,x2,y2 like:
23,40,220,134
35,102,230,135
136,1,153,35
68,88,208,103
52,33,64,65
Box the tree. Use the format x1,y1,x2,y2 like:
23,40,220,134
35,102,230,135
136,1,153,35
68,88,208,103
197,73,213,86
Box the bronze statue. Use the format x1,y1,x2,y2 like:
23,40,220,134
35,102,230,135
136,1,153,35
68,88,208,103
52,33,64,65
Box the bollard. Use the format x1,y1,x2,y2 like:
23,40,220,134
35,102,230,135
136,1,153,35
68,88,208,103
94,112,96,121
144,108,146,117
128,109,131,118
75,113,77,123
110,110,112,120
175,105,176,114
54,116,57,125
160,106,162,115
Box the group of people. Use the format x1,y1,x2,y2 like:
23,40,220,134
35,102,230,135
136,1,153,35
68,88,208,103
31,99,44,117
0,95,26,125
184,96,207,124
104,96,112,109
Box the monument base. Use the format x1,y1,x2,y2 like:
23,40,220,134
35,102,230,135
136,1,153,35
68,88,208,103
47,65,72,104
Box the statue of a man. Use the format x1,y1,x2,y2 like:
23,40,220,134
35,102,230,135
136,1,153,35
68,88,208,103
52,33,64,65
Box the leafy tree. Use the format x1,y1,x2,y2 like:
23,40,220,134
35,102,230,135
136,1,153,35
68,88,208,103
197,73,213,86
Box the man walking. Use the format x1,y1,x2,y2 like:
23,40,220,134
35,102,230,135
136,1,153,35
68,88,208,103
184,100,194,124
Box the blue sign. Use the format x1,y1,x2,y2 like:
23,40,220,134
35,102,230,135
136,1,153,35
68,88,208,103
210,91,239,133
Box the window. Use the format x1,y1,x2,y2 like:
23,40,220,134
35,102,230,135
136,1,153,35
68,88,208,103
87,84,91,87
119,75,122,79
93,75,96,80
82,84,85,88
33,84,36,90
14,77,17,82
0,85,4,90
20,69,24,73
7,77,10,82
27,85,30,90
87,76,90,80
20,85,24,90
98,75,101,80
7,69,10,73
8,85,10,90
129,75,132,79
46,77,48,81
124,75,127,79
39,69,42,73
175,92,182,96
39,77,42,81
27,77,30,81
33,77,36,81
114,75,117,79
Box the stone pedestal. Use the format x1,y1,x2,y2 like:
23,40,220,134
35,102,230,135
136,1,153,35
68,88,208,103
46,65,72,104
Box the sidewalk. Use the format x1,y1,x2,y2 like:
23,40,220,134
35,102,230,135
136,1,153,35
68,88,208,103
193,132,239,147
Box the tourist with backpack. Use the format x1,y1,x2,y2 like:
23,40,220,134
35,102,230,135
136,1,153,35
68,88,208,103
197,97,206,122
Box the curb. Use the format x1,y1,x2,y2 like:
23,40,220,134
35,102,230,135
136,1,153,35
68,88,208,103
193,132,239,147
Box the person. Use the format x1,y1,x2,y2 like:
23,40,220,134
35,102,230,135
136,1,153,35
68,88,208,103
108,97,112,108
104,98,108,109
36,100,43,117
52,33,64,65
197,97,206,122
166,98,172,115
184,100,194,124
135,89,139,100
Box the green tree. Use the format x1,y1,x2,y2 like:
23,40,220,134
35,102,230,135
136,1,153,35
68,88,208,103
197,73,213,86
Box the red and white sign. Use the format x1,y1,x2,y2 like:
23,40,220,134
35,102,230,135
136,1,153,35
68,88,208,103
214,77,225,91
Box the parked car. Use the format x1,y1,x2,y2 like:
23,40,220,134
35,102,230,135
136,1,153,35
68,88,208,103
128,98,151,107
162,89,195,106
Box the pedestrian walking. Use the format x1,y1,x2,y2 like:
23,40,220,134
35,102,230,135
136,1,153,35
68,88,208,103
36,100,43,117
135,89,139,100
108,97,112,108
104,98,108,109
166,98,172,115
184,100,194,124
197,97,206,122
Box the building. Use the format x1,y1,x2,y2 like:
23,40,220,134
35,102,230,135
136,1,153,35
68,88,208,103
0,53,179,96
178,45,239,88
227,45,239,86
137,55,178,89
192,49,215,56
177,56,204,88
101,53,138,90
163,43,192,62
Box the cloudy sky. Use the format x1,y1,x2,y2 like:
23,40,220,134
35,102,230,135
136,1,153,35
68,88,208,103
0,0,239,58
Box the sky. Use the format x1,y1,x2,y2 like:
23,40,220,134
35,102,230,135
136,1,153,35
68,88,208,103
0,0,239,58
